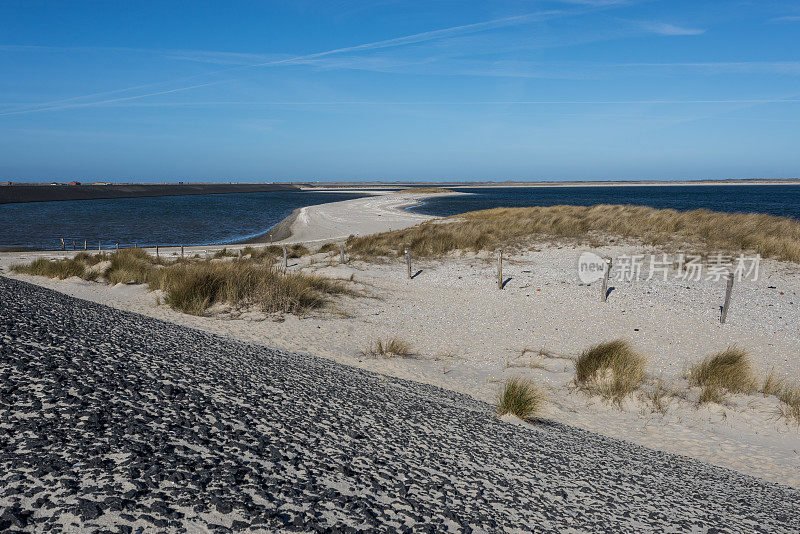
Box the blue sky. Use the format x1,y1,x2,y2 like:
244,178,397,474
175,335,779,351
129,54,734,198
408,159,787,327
1,0,799,182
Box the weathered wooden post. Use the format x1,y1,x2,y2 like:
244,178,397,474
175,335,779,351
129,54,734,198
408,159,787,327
340,243,346,264
721,272,734,324
116,242,119,251
156,245,159,259
180,245,184,258
98,241,101,252
61,238,65,251
282,245,288,269
497,250,503,290
72,240,76,250
83,240,87,251
405,248,412,279
601,258,613,302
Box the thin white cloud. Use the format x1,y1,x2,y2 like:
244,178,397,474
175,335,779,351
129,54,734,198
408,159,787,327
617,61,800,75
642,22,705,36
0,81,228,117
10,98,797,107
769,15,800,22
0,10,568,117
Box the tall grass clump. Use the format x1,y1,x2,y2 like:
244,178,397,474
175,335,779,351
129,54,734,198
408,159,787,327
778,384,800,425
761,370,785,397
346,204,800,261
241,246,278,261
12,257,92,280
104,247,157,285
574,339,646,403
497,377,545,420
152,261,350,315
286,243,310,258
317,242,339,254
213,248,238,259
360,337,412,358
689,347,756,404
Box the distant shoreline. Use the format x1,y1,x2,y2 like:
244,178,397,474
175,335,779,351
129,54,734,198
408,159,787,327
0,183,300,204
302,179,800,189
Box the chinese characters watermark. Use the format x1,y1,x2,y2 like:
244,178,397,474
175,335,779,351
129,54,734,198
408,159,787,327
578,252,760,283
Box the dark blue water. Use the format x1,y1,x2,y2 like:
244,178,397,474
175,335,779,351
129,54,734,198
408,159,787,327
4,185,800,250
0,191,366,250
409,185,800,220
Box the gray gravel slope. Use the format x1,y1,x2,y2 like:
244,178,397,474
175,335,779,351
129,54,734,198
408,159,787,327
0,276,798,533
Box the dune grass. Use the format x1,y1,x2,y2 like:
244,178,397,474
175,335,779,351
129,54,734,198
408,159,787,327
497,377,545,420
317,242,339,254
777,384,800,425
286,243,310,258
689,347,756,404
761,370,785,397
241,245,280,261
12,256,96,280
12,247,352,316
104,247,162,285
346,204,800,261
574,339,646,403
213,247,238,258
149,261,351,315
360,337,412,358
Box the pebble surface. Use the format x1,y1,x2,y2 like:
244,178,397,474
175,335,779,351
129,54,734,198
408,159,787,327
1,276,798,533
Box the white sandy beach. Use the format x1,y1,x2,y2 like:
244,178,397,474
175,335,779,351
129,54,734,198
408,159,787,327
2,190,799,488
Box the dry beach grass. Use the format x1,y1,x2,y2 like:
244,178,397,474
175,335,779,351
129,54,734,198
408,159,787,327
13,246,351,316
360,337,413,358
574,339,646,404
497,377,545,420
689,346,757,404
347,204,800,261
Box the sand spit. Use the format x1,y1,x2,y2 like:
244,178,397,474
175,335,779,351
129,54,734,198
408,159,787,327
2,277,798,532
244,190,463,245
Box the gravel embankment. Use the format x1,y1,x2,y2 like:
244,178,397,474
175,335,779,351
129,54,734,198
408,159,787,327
0,276,798,533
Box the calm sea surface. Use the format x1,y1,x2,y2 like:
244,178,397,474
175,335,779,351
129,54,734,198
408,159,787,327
0,191,366,250
409,185,800,219
3,185,799,250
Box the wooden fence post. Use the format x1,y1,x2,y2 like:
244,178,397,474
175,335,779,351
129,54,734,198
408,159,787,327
116,242,119,251
340,243,346,264
405,248,412,279
180,245,184,258
282,245,288,269
497,250,503,289
98,241,101,252
72,240,76,250
721,272,734,324
61,238,65,251
601,258,613,302
83,240,87,251
156,245,159,259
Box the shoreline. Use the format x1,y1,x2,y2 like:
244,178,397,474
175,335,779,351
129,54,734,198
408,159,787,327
302,179,800,189
0,182,300,204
